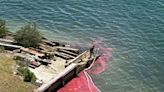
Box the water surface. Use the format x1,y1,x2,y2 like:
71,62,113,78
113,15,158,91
0,0,164,92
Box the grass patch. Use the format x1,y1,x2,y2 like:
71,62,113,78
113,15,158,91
0,53,36,92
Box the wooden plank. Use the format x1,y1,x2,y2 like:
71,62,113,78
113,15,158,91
55,46,79,53
66,51,88,65
0,42,22,49
28,64,36,69
57,51,75,59
42,40,56,46
33,56,51,64
20,48,44,57
0,38,14,43
54,52,71,60
58,49,78,57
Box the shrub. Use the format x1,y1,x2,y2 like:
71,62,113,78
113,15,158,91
17,66,25,76
31,73,37,84
15,60,27,67
14,23,42,47
23,68,32,82
0,46,5,53
14,55,24,61
17,67,37,83
0,19,7,38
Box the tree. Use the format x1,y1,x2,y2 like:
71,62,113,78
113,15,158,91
15,23,42,47
0,19,7,38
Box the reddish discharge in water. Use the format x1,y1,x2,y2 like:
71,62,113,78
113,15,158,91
87,47,112,75
58,72,100,92
58,40,112,92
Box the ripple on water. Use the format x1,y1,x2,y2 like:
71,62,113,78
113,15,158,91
0,0,164,92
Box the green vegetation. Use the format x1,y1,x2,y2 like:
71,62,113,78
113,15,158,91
15,60,27,67
0,19,7,38
15,57,37,84
0,53,36,92
17,67,37,83
14,56,28,67
15,23,42,47
0,46,5,53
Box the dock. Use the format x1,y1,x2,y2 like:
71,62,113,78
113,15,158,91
35,50,94,92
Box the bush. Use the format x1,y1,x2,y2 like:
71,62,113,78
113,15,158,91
31,73,37,84
0,19,7,38
17,67,37,83
14,56,24,61
15,23,42,47
23,68,32,82
0,46,5,53
17,66,25,76
15,60,27,67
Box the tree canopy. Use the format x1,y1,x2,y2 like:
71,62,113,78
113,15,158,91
0,19,7,38
15,23,42,47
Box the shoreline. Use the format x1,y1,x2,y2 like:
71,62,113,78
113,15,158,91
0,30,98,92
0,19,101,92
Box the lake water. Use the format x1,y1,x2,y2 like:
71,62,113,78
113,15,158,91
0,0,164,92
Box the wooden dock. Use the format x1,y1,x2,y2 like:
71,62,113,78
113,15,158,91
35,50,94,92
